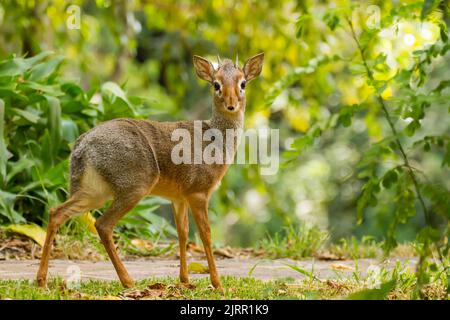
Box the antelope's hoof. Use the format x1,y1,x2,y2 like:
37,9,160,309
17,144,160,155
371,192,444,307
36,276,47,288
122,280,135,289
212,280,224,293
214,285,224,294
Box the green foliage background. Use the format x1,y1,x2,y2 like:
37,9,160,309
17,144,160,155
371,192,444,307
0,0,449,264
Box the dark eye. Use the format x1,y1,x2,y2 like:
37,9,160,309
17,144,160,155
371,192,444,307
240,80,246,90
213,81,221,91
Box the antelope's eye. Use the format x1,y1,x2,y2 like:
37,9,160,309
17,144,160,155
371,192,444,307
240,80,246,90
213,81,221,91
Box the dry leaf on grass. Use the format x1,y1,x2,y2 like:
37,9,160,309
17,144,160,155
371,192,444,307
130,238,154,251
120,285,166,300
148,282,166,290
0,233,39,260
188,262,209,274
330,263,354,271
314,251,345,261
119,282,196,300
187,243,204,254
175,282,196,290
214,247,234,258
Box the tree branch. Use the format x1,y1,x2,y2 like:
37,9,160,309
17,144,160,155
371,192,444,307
346,18,431,225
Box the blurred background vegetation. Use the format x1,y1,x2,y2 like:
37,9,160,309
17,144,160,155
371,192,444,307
0,0,449,250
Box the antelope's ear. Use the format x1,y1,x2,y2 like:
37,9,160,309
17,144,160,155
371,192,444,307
193,55,215,83
243,53,264,82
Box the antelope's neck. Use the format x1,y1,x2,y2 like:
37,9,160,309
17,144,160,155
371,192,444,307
208,108,244,158
209,108,244,132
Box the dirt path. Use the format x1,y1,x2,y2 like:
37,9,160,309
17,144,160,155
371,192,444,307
0,257,417,282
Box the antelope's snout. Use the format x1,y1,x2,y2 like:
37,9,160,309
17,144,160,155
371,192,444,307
223,86,241,113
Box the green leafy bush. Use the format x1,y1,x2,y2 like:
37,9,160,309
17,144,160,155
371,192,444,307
266,1,450,295
0,52,163,233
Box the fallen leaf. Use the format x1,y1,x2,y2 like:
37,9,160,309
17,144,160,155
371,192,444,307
78,212,98,235
5,224,46,246
187,243,204,253
130,238,154,251
120,287,164,300
330,263,354,271
165,285,184,298
314,251,344,261
252,249,266,257
148,282,166,290
214,248,234,258
188,262,209,274
174,282,196,290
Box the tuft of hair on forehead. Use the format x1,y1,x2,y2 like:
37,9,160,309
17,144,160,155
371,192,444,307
217,58,239,79
218,59,236,70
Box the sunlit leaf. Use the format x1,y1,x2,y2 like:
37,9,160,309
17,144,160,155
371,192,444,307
77,212,98,235
188,262,209,274
5,223,47,246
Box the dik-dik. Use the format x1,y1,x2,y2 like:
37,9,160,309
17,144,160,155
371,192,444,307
37,53,264,290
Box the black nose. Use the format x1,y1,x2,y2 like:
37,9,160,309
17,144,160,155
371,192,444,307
227,106,235,111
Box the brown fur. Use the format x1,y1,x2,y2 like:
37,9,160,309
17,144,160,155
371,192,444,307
37,53,264,290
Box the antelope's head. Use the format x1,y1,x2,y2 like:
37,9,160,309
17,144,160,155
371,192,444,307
193,53,264,116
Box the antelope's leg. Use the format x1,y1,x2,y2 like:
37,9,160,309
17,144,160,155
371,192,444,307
95,193,144,288
172,200,189,283
187,193,222,290
37,193,92,287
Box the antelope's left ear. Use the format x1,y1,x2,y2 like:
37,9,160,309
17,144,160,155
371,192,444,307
243,53,264,82
193,55,215,83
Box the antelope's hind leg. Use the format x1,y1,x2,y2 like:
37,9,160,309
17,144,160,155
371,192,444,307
172,200,189,284
95,191,147,288
37,192,95,287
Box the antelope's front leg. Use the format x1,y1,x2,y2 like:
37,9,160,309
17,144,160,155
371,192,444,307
172,200,189,283
187,193,222,290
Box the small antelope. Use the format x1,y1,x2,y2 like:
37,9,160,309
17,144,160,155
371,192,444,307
37,53,264,290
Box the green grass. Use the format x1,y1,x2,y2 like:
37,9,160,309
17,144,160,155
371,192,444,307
0,277,300,300
258,226,417,260
259,225,329,259
0,276,446,300
328,236,383,259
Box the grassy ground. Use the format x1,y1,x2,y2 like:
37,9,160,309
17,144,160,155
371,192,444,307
0,274,446,300
1,224,447,300
258,225,417,260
